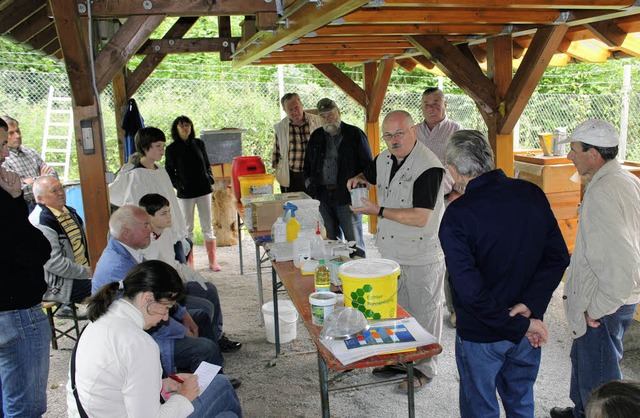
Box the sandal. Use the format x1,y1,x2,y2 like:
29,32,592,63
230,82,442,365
397,370,432,393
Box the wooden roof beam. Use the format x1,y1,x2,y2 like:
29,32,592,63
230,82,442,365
343,9,561,25
316,24,507,36
29,25,57,51
10,8,52,43
396,57,419,72
366,58,395,121
283,41,412,51
232,0,374,67
95,15,165,92
77,0,276,17
406,34,497,114
127,17,198,97
618,32,640,57
312,64,367,108
0,0,46,33
48,0,93,106
585,20,628,46
502,24,569,133
565,38,611,62
136,37,241,55
373,0,635,9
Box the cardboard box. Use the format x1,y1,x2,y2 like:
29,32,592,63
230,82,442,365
241,192,310,231
514,161,580,193
211,163,233,180
547,191,580,220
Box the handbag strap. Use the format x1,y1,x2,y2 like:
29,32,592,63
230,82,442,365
70,327,89,418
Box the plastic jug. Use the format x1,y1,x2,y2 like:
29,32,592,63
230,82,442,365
284,202,300,242
271,217,287,243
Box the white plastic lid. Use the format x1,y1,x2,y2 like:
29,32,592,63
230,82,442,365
338,259,400,278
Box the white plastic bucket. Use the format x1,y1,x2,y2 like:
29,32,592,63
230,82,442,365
309,291,337,326
262,300,298,344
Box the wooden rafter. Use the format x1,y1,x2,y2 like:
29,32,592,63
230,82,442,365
585,20,627,46
502,24,569,133
312,64,367,108
136,38,241,55
373,0,635,8
95,15,165,92
343,9,561,24
10,8,51,42
406,35,497,114
0,0,46,33
233,0,372,67
127,17,198,97
78,0,276,17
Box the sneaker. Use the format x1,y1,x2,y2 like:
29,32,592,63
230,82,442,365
550,407,574,418
219,335,242,353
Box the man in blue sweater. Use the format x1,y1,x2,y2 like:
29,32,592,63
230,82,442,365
438,130,570,418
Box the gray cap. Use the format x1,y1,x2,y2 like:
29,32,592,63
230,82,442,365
560,119,619,147
317,98,337,113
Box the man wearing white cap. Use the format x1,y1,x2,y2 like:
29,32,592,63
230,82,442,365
551,119,640,418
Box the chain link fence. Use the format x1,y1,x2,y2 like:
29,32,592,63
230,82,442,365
1,67,639,181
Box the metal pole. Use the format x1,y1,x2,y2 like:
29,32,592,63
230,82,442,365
619,64,631,161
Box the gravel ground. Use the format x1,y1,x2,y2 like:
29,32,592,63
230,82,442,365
43,231,640,417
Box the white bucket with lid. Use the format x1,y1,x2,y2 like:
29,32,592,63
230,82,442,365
309,291,337,326
262,300,298,343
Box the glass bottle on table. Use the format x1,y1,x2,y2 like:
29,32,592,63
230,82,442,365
314,259,330,292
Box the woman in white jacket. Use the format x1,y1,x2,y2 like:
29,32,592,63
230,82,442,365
67,260,242,418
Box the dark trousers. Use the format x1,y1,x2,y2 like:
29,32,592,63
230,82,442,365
280,170,308,194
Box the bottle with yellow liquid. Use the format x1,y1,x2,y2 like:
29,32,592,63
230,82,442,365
284,202,300,242
314,259,330,292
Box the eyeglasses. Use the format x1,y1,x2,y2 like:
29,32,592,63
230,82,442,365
382,131,406,141
147,301,174,315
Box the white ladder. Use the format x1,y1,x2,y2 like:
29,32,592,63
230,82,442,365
41,86,74,182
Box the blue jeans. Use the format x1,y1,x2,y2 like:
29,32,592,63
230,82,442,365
455,334,541,418
569,303,637,418
319,199,365,252
0,305,51,418
174,334,224,372
185,282,223,341
189,374,242,418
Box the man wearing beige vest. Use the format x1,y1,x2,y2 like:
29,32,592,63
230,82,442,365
348,110,446,393
271,92,322,193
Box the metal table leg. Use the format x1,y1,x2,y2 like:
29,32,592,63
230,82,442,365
272,266,280,356
255,241,264,326
237,212,243,275
406,362,415,418
317,353,330,418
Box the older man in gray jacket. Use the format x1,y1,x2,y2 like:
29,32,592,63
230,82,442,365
29,176,91,305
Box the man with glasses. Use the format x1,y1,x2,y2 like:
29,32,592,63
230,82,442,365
304,98,372,252
348,110,445,393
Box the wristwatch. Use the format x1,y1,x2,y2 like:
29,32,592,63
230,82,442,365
378,206,385,218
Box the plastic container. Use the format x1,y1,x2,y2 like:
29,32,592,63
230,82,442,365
292,236,311,268
262,300,298,344
239,173,275,198
339,259,401,320
350,185,369,208
284,202,300,242
314,259,330,292
271,217,287,243
309,291,337,326
283,199,322,233
231,156,266,201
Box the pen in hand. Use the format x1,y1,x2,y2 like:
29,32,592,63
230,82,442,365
169,374,184,383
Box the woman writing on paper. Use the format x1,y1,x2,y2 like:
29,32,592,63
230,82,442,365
67,260,242,418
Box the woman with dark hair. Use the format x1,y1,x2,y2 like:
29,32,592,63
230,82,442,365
67,260,242,418
165,116,221,271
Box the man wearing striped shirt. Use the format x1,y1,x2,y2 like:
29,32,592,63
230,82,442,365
29,176,91,306
1,116,58,211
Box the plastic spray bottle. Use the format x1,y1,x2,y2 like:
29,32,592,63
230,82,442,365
284,202,300,242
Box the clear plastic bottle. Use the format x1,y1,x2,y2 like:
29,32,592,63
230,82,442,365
314,259,330,292
271,217,287,243
311,221,324,259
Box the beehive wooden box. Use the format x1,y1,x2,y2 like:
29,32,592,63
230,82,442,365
514,161,580,193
